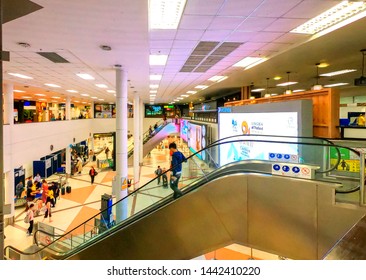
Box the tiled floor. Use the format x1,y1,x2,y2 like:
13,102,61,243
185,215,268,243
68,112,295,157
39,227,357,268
4,139,278,260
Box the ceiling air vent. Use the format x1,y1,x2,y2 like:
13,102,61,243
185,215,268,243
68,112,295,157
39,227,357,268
37,52,70,63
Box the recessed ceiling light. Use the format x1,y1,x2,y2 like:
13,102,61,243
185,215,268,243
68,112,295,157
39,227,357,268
14,90,26,93
181,94,189,97
67,89,78,93
95,84,108,88
74,100,80,103
187,91,197,94
107,90,116,93
98,99,104,101
233,57,266,68
150,84,159,89
150,90,158,93
149,0,187,29
150,94,156,97
76,73,95,80
8,73,33,79
291,1,366,35
91,97,98,99
324,82,349,87
82,101,87,104
150,74,162,80
273,76,282,80
38,98,47,101
81,93,90,96
100,45,112,51
52,96,61,99
149,54,168,65
195,85,208,89
177,97,183,100
317,62,329,68
45,83,61,88
276,81,298,87
320,69,357,77
35,93,46,96
22,96,32,99
208,76,228,82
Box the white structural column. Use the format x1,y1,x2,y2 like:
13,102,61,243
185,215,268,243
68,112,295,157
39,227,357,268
133,94,140,190
65,145,71,177
4,83,13,125
4,84,14,218
113,66,128,222
65,97,71,121
139,99,144,163
89,101,94,119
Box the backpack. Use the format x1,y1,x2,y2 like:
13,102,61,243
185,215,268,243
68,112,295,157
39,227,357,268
24,211,30,223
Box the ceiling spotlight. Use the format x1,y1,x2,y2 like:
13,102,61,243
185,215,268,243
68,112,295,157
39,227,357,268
100,45,112,51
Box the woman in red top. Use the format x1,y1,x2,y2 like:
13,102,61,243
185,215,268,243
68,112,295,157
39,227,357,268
41,179,49,204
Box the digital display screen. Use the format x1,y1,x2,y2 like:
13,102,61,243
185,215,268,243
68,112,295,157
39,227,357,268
180,119,189,142
218,112,298,166
145,105,163,117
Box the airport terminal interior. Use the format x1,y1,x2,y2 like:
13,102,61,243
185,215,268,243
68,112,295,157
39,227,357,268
2,0,366,260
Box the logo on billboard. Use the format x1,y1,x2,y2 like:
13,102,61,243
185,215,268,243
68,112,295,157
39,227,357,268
241,121,250,135
232,119,238,133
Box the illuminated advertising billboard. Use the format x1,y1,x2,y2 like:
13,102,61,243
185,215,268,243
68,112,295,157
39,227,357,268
187,122,208,161
180,119,189,142
218,112,298,166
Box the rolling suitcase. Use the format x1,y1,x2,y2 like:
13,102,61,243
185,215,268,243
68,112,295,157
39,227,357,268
66,186,71,193
61,187,66,195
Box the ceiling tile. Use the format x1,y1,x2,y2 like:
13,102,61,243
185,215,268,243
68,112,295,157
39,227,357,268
274,33,308,44
172,40,200,49
241,42,267,51
184,0,224,15
237,17,277,32
176,29,205,40
149,40,173,49
251,32,284,43
179,15,214,30
219,0,264,16
208,16,245,30
225,31,256,42
201,30,233,41
264,18,308,32
149,30,177,40
284,0,339,18
251,0,303,17
260,42,291,52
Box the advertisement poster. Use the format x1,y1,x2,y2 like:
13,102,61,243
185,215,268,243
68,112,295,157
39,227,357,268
187,122,207,161
180,119,189,142
218,112,298,166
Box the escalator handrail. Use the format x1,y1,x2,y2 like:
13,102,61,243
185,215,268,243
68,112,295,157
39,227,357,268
5,138,359,258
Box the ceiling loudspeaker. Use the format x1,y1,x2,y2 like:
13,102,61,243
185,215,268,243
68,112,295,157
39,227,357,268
355,49,366,86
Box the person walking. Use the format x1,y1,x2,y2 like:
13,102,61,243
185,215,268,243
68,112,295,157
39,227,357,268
155,165,162,185
42,189,54,223
162,167,168,188
169,142,187,199
89,166,98,184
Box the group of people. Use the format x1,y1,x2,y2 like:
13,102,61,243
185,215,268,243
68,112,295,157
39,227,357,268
24,174,59,236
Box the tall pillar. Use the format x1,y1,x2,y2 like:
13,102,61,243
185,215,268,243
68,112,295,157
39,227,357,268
65,97,71,120
4,83,13,125
89,101,94,119
133,94,140,189
241,86,251,100
113,66,128,222
139,99,144,163
4,170,14,218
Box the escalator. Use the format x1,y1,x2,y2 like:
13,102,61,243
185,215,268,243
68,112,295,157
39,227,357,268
5,137,366,260
127,120,178,160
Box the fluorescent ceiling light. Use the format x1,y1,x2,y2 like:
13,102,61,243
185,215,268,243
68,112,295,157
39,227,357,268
22,96,32,99
195,85,208,89
150,90,158,93
38,98,47,101
52,96,61,99
276,81,298,87
187,91,197,94
67,89,78,93
81,93,90,96
82,102,87,104
264,94,271,98
95,84,108,88
181,94,189,97
208,76,228,82
45,83,61,88
35,93,46,96
98,99,104,101
91,96,98,99
320,69,357,77
292,89,306,93
150,84,159,89
150,74,162,80
177,97,183,100
324,82,349,87
107,90,116,93
76,73,95,80
291,1,366,35
74,100,80,103
8,73,33,79
150,94,156,97
233,57,266,68
149,0,186,29
251,88,265,92
13,90,26,93
149,54,168,65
